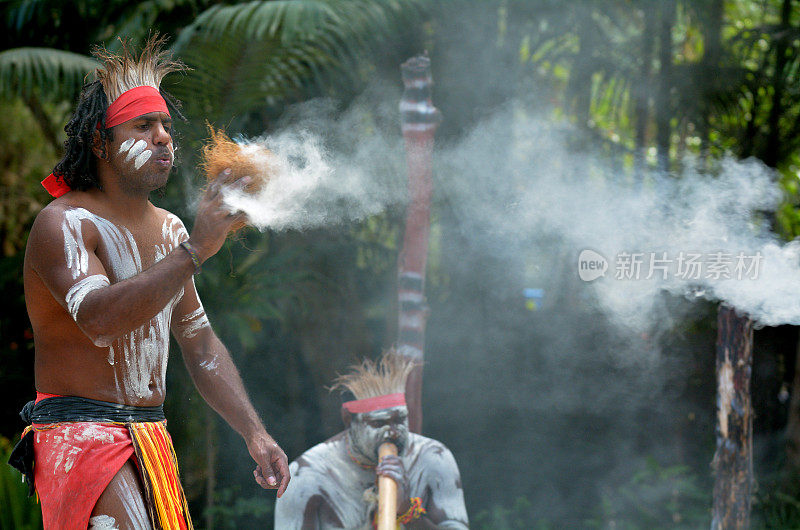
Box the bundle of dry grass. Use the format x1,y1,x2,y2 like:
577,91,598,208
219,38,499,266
330,350,418,400
200,126,277,230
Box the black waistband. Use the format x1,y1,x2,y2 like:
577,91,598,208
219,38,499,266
21,395,165,424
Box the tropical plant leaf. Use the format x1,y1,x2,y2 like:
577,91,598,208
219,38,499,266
168,0,426,122
0,47,99,102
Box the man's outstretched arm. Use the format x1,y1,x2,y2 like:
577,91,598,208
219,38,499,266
171,285,290,497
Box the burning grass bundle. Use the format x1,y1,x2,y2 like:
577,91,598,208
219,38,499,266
200,126,277,230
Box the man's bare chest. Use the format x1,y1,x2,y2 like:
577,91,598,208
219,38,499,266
71,209,187,281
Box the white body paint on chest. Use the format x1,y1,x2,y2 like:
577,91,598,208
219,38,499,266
62,208,186,400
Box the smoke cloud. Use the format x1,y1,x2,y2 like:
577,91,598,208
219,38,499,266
220,93,407,231
219,93,794,331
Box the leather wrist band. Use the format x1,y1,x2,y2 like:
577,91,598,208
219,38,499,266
180,241,202,274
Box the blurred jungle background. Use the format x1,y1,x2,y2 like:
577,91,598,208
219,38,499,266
3,0,800,528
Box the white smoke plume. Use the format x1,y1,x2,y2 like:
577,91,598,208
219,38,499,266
218,94,799,330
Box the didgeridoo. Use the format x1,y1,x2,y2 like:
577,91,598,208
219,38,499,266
377,442,398,530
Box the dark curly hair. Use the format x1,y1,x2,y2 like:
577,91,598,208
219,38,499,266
52,80,111,191
52,81,185,192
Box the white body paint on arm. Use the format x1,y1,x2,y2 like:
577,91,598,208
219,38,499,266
65,275,112,345
178,307,210,339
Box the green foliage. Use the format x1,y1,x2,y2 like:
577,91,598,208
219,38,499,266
0,436,43,530
584,457,710,529
0,48,98,102
753,488,800,529
168,0,426,123
775,154,800,240
196,233,314,351
0,97,59,256
202,486,274,529
473,497,553,530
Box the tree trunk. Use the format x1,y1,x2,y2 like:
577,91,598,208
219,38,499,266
711,305,754,530
763,0,793,167
634,3,656,180
699,0,724,160
655,0,675,172
783,334,800,488
397,55,440,435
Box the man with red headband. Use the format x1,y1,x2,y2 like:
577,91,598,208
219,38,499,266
9,37,289,529
274,352,468,529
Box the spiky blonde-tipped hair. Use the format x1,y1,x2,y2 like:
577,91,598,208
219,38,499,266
330,351,418,400
93,34,183,104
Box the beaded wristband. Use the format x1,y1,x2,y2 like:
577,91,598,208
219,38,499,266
179,241,202,274
397,497,425,526
370,497,426,529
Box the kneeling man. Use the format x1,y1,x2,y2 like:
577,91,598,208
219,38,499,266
275,352,468,529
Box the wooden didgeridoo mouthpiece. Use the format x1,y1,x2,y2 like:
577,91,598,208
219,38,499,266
377,442,399,530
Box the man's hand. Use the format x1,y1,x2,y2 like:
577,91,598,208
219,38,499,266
188,170,249,263
247,432,291,497
376,454,411,515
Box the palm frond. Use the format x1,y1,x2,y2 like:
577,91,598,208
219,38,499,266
168,0,425,122
0,47,99,101
167,34,333,125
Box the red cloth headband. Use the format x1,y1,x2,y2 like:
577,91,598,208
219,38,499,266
342,393,407,414
42,86,170,198
104,85,169,129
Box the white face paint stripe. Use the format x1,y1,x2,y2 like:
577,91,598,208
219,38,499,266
134,149,152,170
125,139,147,162
118,138,135,153
65,275,109,322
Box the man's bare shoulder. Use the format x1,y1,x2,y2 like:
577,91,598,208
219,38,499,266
404,433,461,475
27,198,100,260
293,432,347,468
31,192,115,234
153,205,179,221
31,198,75,228
152,206,188,236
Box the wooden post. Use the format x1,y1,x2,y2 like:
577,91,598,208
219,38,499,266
397,54,440,434
377,442,399,530
711,305,754,529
